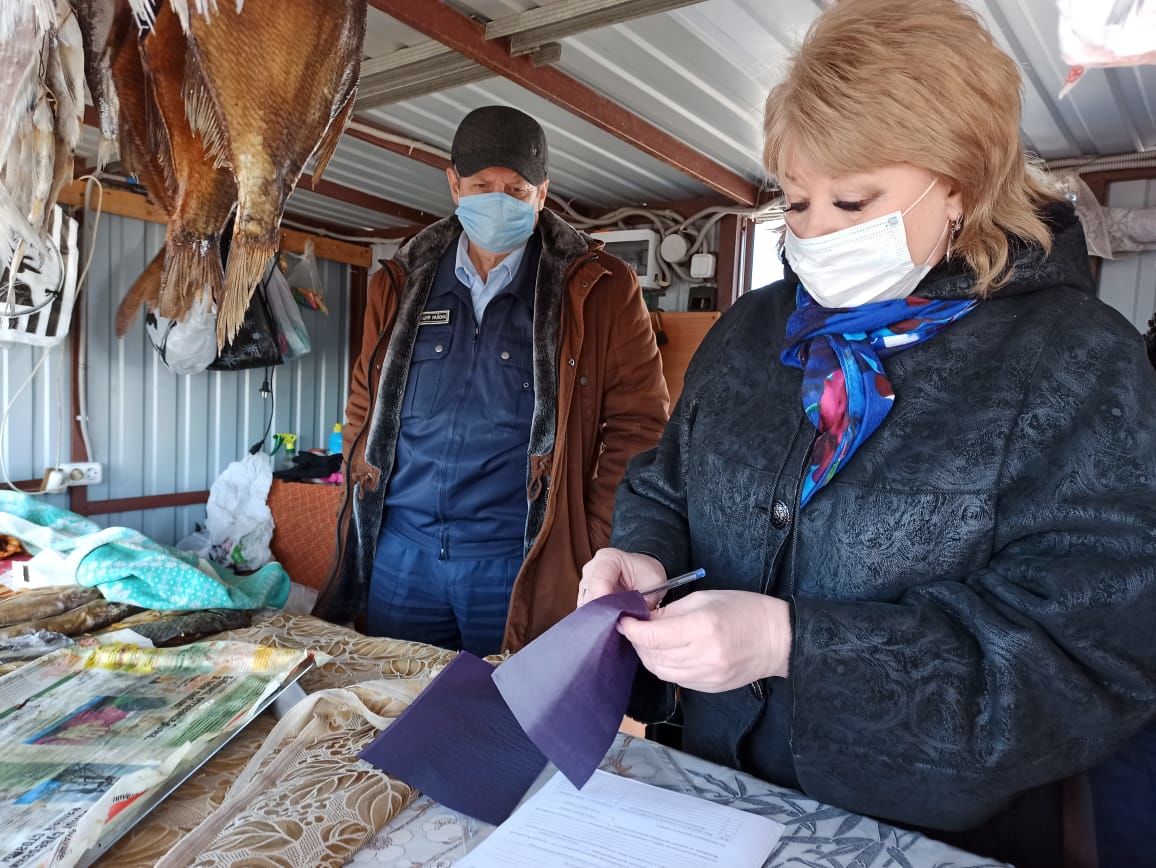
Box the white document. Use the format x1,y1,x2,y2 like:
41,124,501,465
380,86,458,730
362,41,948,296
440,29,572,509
456,769,784,868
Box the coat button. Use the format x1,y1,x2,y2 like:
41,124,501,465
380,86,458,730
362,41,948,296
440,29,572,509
579,375,588,386
770,500,791,528
500,350,510,360
568,358,576,367
434,344,444,353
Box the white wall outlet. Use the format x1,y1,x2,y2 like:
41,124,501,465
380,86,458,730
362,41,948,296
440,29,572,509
59,462,102,486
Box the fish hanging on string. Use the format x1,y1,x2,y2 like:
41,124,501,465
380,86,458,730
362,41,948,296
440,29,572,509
0,0,85,282
69,0,122,168
141,2,236,322
184,0,365,345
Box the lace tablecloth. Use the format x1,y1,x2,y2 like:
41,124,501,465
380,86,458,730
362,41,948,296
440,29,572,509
92,612,1003,868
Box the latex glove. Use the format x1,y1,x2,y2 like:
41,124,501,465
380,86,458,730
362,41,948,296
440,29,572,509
578,547,667,610
618,590,792,692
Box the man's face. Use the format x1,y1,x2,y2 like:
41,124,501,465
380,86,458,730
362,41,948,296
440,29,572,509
447,166,550,217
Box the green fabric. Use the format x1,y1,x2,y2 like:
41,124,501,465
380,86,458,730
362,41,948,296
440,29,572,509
0,492,289,611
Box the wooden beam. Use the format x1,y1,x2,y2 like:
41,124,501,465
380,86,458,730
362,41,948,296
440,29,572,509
57,181,375,268
76,490,210,516
371,0,760,207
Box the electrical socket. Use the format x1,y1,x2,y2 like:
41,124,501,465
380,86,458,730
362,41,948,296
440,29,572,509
58,462,102,486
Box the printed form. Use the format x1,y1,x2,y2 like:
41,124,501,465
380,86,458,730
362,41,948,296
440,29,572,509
457,769,784,868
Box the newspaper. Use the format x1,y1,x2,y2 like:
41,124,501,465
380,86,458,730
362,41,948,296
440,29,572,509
0,641,309,867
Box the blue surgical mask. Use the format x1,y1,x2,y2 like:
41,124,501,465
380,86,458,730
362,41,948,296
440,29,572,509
455,191,537,254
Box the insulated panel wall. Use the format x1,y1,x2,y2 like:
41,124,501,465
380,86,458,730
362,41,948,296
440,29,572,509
1098,179,1156,334
3,213,353,545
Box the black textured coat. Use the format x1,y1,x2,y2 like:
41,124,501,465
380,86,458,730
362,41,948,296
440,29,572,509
613,204,1156,860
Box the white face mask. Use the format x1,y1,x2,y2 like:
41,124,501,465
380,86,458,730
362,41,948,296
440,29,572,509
783,178,949,308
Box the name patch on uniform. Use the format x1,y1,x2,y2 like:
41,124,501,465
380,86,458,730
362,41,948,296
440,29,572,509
419,310,451,326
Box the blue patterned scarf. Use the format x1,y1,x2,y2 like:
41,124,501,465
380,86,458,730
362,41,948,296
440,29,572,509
781,287,977,506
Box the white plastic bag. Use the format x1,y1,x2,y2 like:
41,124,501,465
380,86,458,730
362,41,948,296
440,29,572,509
265,264,311,360
1057,0,1156,95
204,452,275,571
286,240,328,314
146,295,217,376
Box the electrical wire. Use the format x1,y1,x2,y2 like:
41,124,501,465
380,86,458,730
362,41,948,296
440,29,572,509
75,175,102,463
0,343,56,493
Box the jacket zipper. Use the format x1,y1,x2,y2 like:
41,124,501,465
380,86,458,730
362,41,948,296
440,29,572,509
317,266,402,616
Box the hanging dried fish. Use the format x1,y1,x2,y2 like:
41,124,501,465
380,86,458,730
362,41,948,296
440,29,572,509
69,0,121,169
0,0,85,278
0,598,136,639
185,0,365,345
142,2,236,322
115,244,164,335
0,587,107,630
109,6,174,216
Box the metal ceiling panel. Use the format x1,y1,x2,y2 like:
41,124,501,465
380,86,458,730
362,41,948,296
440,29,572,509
76,0,1156,233
361,77,713,209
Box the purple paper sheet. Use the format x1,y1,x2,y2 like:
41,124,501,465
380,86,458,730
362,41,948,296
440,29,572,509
359,652,547,826
491,590,650,789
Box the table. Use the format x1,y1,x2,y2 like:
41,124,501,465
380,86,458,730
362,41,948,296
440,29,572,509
94,612,1003,867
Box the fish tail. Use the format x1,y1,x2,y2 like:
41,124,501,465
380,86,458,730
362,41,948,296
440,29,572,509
115,247,165,337
217,230,277,347
159,229,224,322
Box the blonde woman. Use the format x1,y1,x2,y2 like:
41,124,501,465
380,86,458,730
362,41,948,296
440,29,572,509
580,0,1156,864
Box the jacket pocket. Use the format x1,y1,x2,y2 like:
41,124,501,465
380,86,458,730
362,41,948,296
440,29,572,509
403,327,453,419
489,338,535,429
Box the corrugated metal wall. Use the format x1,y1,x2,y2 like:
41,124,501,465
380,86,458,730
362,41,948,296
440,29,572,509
1098,180,1156,334
3,213,352,545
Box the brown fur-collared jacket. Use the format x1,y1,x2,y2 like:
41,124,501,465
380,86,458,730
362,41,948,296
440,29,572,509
313,211,668,650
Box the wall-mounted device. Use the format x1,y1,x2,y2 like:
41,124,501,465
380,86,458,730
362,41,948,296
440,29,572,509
590,228,661,289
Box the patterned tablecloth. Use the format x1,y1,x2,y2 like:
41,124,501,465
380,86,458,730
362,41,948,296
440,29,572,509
90,612,1004,868
351,733,1007,868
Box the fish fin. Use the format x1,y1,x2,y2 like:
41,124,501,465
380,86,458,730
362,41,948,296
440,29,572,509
182,56,230,169
158,229,224,321
115,247,165,337
309,86,356,188
127,0,157,28
217,230,276,347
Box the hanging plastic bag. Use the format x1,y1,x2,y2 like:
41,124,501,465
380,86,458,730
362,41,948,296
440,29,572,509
1057,0,1156,96
205,452,275,571
145,294,218,375
265,264,311,359
286,240,329,314
209,281,284,371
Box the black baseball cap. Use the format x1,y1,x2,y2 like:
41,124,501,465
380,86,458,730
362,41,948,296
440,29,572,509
451,106,548,185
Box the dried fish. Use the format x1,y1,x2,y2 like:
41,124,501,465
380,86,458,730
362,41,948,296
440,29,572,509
115,244,164,335
94,607,253,646
109,6,174,215
142,2,236,321
0,599,136,639
185,0,365,344
0,585,103,628
0,0,85,297
69,0,121,168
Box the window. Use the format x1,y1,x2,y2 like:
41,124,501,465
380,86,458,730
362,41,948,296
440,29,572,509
750,220,785,291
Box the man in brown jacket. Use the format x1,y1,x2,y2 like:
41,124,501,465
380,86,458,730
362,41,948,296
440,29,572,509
313,106,667,653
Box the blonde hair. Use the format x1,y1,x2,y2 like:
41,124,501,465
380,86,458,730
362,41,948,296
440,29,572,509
763,0,1059,296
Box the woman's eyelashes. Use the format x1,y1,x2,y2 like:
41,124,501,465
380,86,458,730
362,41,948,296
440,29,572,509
782,198,874,215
